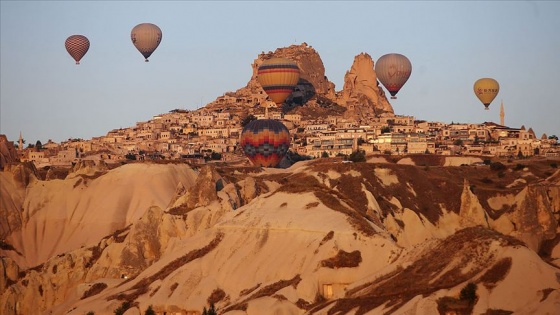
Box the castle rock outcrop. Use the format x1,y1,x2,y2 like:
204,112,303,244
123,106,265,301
250,43,336,103
207,43,393,119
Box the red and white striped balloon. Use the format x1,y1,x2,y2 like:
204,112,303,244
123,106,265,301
65,35,90,65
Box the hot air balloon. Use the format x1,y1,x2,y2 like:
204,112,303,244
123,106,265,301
240,119,291,167
257,57,300,106
65,35,90,65
473,78,499,110
131,23,162,62
375,53,412,99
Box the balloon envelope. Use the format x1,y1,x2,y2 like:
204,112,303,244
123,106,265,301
375,53,412,99
65,35,90,65
131,23,162,62
473,78,499,110
257,58,300,106
240,119,291,167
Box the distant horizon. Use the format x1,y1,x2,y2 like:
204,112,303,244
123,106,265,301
2,1,559,143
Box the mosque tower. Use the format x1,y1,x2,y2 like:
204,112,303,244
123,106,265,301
19,131,23,150
500,100,505,126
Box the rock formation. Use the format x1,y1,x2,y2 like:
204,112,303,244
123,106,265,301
1,157,559,315
337,52,394,118
67,159,109,179
207,43,394,120
0,163,199,268
0,135,19,171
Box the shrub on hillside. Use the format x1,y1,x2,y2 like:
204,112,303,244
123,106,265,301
145,305,155,315
348,150,366,163
490,161,506,171
459,282,478,304
114,301,131,315
514,163,526,171
202,303,217,315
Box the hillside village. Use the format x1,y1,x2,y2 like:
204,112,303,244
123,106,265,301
8,106,560,169
3,43,559,169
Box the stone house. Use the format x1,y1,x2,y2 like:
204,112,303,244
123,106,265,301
406,133,428,154
284,114,302,124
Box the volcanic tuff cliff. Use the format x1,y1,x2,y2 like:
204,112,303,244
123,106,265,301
1,156,559,315
207,43,394,119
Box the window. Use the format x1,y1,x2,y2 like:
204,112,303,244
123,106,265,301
323,284,333,299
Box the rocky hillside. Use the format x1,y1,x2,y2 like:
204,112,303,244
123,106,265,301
1,156,559,314
0,135,19,171
206,43,394,120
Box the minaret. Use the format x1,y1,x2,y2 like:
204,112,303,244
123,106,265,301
500,100,505,126
18,131,23,150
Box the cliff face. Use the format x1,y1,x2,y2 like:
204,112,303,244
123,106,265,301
1,157,559,315
0,162,38,239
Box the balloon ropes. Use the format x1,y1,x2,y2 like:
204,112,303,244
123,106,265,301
240,119,291,168
131,23,162,62
65,35,90,65
473,78,499,110
374,53,412,99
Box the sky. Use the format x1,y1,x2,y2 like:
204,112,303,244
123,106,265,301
1,1,559,144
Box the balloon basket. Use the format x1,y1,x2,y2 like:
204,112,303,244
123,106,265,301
391,96,397,99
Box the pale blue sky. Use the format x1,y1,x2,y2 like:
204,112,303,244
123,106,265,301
1,1,559,144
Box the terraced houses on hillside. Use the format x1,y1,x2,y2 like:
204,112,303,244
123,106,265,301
16,109,560,167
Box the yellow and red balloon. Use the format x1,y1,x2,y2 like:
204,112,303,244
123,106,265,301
473,78,499,110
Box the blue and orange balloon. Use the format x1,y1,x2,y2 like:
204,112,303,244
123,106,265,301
240,119,291,167
257,58,300,106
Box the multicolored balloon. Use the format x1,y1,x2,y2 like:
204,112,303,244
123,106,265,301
375,53,412,99
473,78,500,110
65,35,90,65
240,119,291,167
131,23,162,62
257,58,300,106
